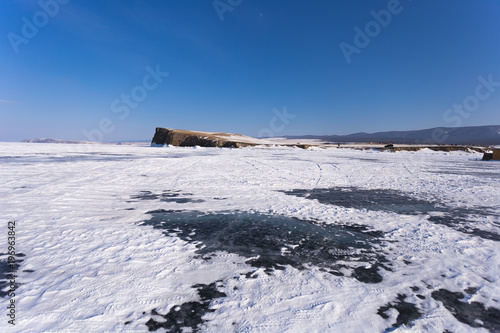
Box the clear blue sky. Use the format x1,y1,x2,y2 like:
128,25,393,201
1,0,499,142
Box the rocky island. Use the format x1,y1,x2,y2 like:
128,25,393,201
151,127,264,148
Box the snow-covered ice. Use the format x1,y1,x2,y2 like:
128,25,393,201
0,142,499,332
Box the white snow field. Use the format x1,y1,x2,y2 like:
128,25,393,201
1,142,499,333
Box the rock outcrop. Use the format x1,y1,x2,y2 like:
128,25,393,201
482,149,500,160
151,127,260,148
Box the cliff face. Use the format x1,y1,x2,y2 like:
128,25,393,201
151,127,258,148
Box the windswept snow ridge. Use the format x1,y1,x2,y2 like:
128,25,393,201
0,142,499,332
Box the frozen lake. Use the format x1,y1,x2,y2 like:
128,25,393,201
0,142,499,332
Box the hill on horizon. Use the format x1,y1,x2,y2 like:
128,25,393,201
283,125,500,146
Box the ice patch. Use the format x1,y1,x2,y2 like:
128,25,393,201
140,211,388,283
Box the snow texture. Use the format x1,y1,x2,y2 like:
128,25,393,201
0,142,499,332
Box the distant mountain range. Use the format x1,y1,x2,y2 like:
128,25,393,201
19,138,149,145
285,125,500,145
21,138,88,144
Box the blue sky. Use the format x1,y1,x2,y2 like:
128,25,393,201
1,0,499,142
